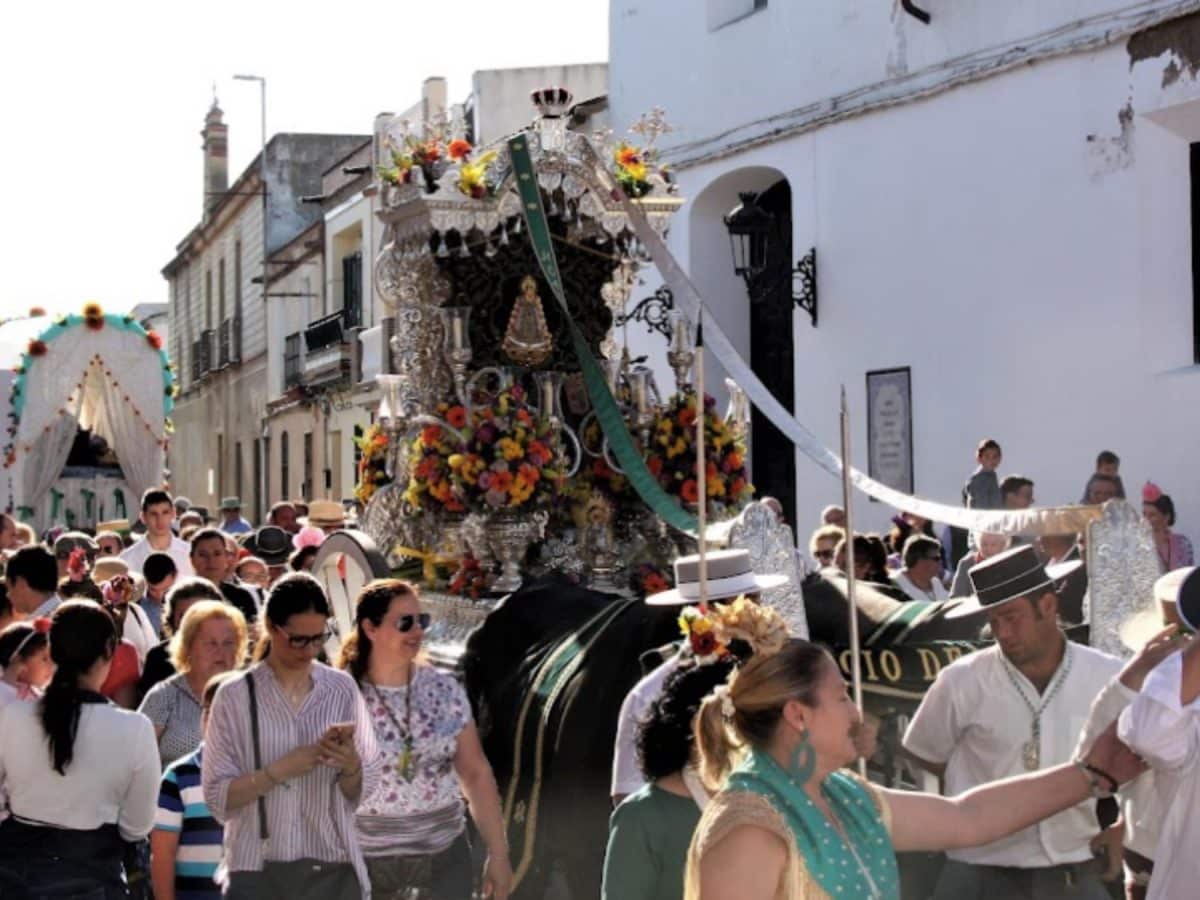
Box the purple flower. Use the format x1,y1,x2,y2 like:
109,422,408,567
478,471,493,489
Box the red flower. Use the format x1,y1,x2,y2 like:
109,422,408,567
446,405,468,428
680,479,699,503
448,139,472,160
85,314,105,331
146,330,163,350
420,425,442,447
678,407,697,428
647,456,663,476
27,339,47,357
690,630,718,657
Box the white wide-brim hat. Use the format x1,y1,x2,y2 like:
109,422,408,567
1119,566,1198,651
646,548,788,606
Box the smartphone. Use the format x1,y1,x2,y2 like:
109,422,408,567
324,723,355,745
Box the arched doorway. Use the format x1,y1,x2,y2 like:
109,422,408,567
744,179,797,529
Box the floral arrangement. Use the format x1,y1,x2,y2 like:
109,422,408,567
354,423,392,506
403,387,565,514
448,556,491,599
378,125,501,200
402,401,468,513
606,108,674,199
645,392,753,517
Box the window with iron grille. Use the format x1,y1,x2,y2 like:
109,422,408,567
284,332,302,388
342,252,363,329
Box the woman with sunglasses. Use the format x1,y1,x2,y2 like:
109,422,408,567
339,579,513,900
201,572,381,899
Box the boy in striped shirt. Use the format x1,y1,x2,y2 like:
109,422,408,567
151,673,235,900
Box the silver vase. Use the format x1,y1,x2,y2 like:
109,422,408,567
483,510,549,594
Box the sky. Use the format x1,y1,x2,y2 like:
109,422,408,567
0,0,609,319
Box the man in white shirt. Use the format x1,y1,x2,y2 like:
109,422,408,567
610,549,786,804
121,488,193,577
905,544,1120,898
891,534,949,603
1112,567,1200,900
4,546,61,620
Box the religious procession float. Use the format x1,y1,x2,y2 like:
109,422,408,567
0,305,174,534
303,88,1163,900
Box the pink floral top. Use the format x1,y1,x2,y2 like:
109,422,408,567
359,665,471,819
1159,531,1195,572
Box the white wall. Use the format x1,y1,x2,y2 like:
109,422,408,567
613,7,1200,539
471,64,608,144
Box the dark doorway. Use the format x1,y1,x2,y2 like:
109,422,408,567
745,179,797,532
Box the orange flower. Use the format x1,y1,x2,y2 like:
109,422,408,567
680,479,699,503
518,463,541,484
448,138,472,160
446,405,468,428
725,450,742,470
527,441,551,466
146,330,163,350
731,477,746,496
492,470,514,493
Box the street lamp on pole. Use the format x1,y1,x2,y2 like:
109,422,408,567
234,73,268,517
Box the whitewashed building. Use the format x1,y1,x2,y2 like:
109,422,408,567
610,0,1200,538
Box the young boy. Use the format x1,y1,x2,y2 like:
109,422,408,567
962,438,1002,509
1082,450,1127,503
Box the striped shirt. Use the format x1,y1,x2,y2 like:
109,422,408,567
155,746,222,900
200,662,381,890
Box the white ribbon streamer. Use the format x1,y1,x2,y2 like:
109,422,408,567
586,143,1099,536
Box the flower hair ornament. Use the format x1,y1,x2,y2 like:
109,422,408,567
678,594,791,665
66,547,89,583
1143,481,1163,503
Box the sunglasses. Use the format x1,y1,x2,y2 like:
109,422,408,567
274,624,331,649
395,613,431,633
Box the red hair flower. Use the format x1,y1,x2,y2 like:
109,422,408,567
27,339,47,357
32,616,52,635
67,547,88,582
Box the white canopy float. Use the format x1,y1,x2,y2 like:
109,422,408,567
1,304,176,532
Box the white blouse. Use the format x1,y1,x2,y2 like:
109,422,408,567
1118,652,1200,900
0,698,160,841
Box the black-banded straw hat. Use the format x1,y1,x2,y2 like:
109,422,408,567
1119,566,1200,650
944,543,1082,619
645,548,788,606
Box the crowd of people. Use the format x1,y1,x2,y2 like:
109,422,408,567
0,436,1196,900
0,488,514,900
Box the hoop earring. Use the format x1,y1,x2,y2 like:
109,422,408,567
788,730,815,786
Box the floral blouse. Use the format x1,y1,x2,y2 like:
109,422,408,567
359,665,472,818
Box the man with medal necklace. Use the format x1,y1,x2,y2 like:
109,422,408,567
903,544,1123,899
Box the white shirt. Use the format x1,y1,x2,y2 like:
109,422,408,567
890,570,948,604
121,534,194,578
1118,652,1200,900
1074,675,1160,859
120,602,159,664
0,697,160,841
611,650,684,797
904,639,1121,867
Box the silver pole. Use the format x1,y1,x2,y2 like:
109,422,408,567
840,386,866,777
695,317,708,605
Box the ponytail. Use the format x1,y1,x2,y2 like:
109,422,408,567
693,689,741,791
37,602,117,775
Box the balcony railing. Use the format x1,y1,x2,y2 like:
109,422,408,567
303,312,351,387
218,319,232,367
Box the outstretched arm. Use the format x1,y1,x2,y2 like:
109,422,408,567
884,723,1144,853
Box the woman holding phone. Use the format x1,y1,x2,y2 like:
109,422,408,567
339,579,513,900
201,572,381,900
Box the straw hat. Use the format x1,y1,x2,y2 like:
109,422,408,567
1119,567,1198,651
299,499,347,529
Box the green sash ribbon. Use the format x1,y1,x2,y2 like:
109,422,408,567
507,135,697,534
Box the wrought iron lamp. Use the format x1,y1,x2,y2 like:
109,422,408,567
724,192,819,327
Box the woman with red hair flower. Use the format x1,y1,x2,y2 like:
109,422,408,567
1143,481,1194,572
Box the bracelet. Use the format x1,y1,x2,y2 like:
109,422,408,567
1083,761,1119,795
338,763,362,780
1073,760,1106,798
262,764,281,787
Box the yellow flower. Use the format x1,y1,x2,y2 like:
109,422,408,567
498,438,525,461
448,454,465,470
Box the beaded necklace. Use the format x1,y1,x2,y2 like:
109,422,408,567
368,666,416,781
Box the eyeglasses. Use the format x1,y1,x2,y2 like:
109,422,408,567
395,613,431,633
274,624,331,649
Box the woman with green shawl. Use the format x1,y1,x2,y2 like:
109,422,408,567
685,639,1143,900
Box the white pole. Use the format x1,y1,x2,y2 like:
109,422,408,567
840,386,866,777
